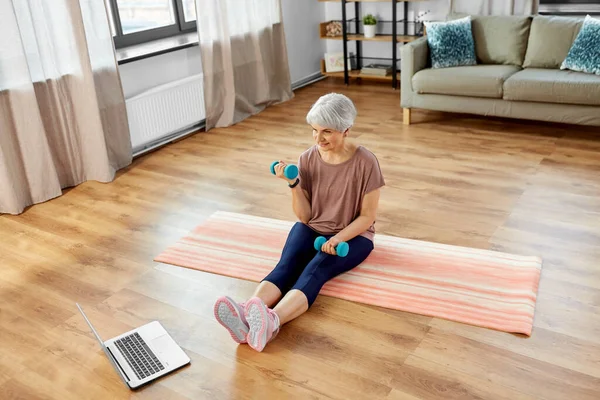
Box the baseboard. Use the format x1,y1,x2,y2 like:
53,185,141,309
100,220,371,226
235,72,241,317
132,120,205,158
292,71,325,91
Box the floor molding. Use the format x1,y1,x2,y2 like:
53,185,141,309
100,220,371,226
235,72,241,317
292,71,326,91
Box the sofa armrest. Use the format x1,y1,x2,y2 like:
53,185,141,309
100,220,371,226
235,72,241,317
401,37,429,108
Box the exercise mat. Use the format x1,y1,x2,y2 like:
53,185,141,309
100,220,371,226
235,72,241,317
155,211,542,335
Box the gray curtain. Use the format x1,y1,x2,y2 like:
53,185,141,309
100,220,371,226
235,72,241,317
195,0,294,130
0,0,132,215
449,0,538,15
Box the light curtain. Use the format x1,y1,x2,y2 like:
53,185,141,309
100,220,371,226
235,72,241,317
0,0,132,215
195,0,294,130
449,0,538,15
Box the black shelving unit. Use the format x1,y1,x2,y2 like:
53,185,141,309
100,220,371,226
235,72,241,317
324,0,425,89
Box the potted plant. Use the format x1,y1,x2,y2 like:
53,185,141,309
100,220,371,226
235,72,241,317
363,14,377,38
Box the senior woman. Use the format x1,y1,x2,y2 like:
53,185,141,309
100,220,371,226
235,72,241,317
214,93,385,352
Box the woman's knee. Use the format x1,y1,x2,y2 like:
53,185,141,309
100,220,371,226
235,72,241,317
297,240,373,298
279,223,318,261
290,221,317,237
264,224,318,292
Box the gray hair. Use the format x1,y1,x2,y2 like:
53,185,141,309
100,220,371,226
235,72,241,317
306,93,357,132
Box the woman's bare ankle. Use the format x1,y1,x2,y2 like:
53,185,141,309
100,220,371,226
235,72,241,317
273,289,309,325
251,281,283,308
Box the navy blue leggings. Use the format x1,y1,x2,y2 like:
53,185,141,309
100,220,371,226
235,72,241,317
262,222,374,306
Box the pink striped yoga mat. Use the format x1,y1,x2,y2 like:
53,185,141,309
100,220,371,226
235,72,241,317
155,211,542,335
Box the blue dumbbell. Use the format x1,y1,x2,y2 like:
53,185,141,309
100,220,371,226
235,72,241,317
314,236,349,257
270,161,298,180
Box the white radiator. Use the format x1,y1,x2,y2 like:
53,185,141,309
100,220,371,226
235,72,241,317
126,73,205,153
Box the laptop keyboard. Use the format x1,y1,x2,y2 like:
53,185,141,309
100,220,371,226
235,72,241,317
114,332,165,380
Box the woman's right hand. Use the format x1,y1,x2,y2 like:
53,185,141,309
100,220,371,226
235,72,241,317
274,160,295,184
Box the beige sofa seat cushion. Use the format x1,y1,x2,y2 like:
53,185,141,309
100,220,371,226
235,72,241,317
503,68,600,106
413,65,521,98
448,14,532,65
523,16,583,69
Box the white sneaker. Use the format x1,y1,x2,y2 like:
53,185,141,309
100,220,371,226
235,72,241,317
214,296,249,344
244,297,280,352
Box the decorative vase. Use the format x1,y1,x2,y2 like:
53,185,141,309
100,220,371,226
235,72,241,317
364,24,376,38
415,22,424,36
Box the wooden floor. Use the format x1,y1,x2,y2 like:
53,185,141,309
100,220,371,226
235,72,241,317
1,79,600,399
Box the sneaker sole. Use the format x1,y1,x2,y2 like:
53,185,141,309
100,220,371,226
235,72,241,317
214,298,248,344
245,298,269,352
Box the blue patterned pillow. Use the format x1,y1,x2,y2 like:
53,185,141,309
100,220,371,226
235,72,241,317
561,15,600,75
424,16,477,69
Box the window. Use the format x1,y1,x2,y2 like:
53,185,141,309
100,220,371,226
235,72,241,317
105,0,197,48
539,0,600,14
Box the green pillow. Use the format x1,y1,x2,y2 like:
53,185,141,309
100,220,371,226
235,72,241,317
447,13,532,66
523,15,583,69
561,15,600,75
424,16,477,69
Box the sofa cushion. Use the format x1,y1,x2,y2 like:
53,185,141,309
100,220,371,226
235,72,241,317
561,15,600,76
503,68,600,106
448,13,532,66
424,16,477,69
523,15,583,69
412,65,521,98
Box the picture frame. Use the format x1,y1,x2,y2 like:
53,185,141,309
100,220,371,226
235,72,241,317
324,52,356,72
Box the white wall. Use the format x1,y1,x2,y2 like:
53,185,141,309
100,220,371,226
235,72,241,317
119,46,202,99
281,0,326,84
119,0,325,99
324,0,449,60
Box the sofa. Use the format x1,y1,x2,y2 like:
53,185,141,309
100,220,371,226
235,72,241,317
400,14,600,126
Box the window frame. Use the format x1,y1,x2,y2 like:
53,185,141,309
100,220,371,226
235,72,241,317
107,0,197,49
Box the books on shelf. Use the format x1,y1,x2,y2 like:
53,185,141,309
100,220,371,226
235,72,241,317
360,63,393,76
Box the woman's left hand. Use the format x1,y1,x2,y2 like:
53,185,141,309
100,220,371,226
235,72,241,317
322,236,341,256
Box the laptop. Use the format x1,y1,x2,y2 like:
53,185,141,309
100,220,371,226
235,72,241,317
76,303,191,389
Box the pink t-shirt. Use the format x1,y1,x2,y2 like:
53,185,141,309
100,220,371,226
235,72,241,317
298,145,385,241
